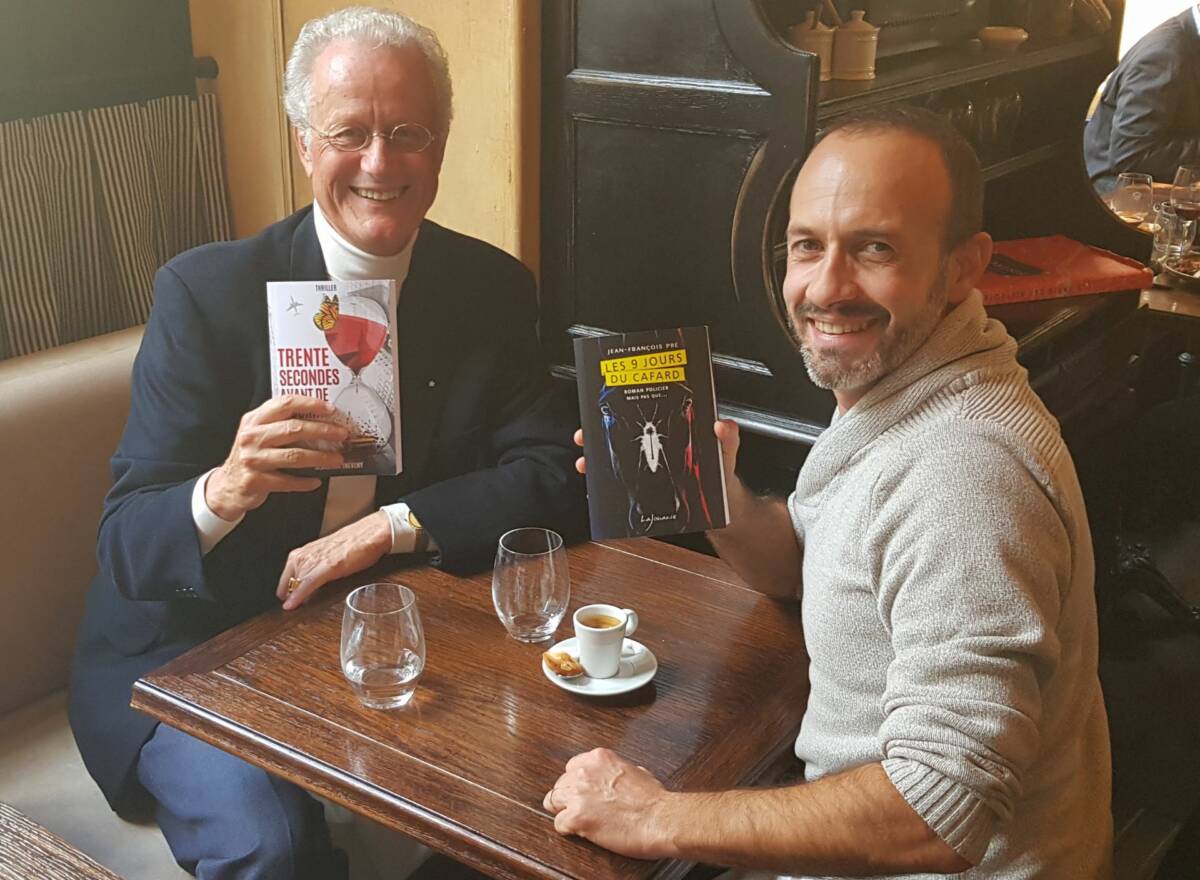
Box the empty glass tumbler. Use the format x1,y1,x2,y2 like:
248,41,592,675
1151,202,1198,268
341,583,425,709
492,528,570,643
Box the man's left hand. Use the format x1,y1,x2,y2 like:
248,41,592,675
275,510,393,610
544,748,677,860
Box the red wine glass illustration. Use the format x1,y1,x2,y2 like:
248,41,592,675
318,292,392,453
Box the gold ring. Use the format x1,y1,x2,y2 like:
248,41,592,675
287,577,302,595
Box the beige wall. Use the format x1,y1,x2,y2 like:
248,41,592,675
189,0,292,241
189,0,539,270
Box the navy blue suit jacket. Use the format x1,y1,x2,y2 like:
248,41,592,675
69,207,585,811
1085,8,1200,193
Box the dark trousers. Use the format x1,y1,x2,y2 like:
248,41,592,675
136,723,347,880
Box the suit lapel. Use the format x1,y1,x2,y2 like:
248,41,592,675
289,209,327,281
386,221,450,495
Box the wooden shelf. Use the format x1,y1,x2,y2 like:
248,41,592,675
816,33,1111,121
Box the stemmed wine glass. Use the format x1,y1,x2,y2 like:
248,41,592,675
1109,172,1154,227
1170,166,1200,228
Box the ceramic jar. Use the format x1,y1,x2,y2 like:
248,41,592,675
788,11,835,82
1035,0,1075,39
832,10,879,81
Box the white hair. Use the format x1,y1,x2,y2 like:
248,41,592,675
283,6,454,138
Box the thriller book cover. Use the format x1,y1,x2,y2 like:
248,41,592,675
574,326,729,540
266,279,402,476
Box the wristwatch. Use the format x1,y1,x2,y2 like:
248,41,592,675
407,509,430,553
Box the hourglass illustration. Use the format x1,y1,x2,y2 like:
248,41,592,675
313,289,393,456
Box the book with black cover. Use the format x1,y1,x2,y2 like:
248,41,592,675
573,326,729,540
266,279,402,476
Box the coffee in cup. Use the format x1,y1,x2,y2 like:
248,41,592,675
578,613,622,629
573,603,638,679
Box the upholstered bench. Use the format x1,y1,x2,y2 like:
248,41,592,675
0,327,190,879
0,327,431,880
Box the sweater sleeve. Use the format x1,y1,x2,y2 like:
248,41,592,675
866,430,1070,864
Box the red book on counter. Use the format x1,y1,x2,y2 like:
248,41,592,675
979,235,1153,305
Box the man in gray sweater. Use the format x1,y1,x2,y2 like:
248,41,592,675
546,106,1112,878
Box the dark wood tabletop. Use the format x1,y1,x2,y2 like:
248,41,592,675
131,539,809,880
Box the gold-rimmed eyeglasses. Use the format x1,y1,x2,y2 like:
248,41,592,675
309,122,435,154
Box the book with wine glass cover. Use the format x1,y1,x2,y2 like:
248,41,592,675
573,326,729,540
266,279,402,476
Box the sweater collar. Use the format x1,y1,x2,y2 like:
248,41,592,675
796,291,1018,497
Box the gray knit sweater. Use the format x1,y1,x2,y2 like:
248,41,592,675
786,292,1112,879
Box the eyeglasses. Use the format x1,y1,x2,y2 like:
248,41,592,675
309,122,436,154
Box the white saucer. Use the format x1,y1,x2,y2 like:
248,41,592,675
541,637,657,696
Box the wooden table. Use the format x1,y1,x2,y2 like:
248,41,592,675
0,802,123,880
132,540,808,880
1141,281,1200,322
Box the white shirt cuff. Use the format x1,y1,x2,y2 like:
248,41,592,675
381,502,437,555
192,468,244,556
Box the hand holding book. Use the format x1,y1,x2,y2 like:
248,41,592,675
266,280,403,476
205,395,349,521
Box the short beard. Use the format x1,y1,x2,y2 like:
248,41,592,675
793,274,949,393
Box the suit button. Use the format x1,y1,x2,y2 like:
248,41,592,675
427,379,436,388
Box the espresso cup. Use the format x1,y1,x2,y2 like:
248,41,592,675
573,603,638,679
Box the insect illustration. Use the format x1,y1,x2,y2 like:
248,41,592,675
637,420,665,472
312,294,339,331
633,405,667,474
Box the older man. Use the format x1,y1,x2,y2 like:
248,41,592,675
550,106,1112,878
69,7,582,878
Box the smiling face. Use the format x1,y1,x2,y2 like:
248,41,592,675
782,129,986,411
295,41,445,256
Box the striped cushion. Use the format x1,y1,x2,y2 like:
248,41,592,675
0,94,230,359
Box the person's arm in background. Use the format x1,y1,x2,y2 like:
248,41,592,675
1105,30,1200,182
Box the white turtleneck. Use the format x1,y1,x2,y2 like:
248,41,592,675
191,201,433,557
313,196,417,284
